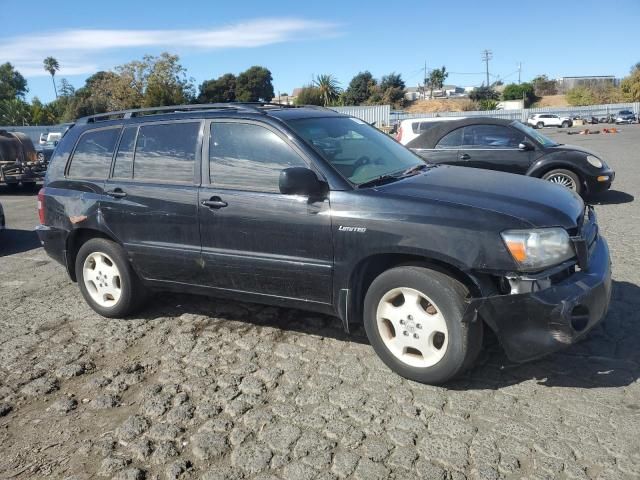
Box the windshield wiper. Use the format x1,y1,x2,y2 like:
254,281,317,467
357,174,402,189
402,163,429,176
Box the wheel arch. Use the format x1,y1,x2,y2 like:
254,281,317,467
344,252,484,327
65,228,120,282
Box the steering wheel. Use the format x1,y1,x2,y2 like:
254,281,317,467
354,156,371,169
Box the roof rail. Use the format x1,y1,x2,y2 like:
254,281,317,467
75,103,262,124
75,102,335,124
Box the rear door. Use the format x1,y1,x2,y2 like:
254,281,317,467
458,124,534,174
197,119,333,303
101,120,203,283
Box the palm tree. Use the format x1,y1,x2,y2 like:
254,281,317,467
43,57,60,98
313,74,341,106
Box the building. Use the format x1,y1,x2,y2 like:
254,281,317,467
558,76,619,92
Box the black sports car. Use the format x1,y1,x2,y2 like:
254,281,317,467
406,117,615,196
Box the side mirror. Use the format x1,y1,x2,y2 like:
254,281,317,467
518,141,533,151
279,167,327,196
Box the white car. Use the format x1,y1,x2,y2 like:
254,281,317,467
395,117,465,145
527,114,572,129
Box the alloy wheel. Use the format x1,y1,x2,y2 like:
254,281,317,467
376,287,448,368
82,252,122,308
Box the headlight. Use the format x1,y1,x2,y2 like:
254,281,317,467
586,155,603,168
501,228,575,271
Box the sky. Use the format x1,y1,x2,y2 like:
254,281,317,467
2,0,639,103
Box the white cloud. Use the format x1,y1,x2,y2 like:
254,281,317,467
0,18,340,77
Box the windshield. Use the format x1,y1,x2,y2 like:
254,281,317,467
287,117,425,186
511,121,559,148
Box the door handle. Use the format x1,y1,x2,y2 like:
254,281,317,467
201,197,228,209
459,153,470,160
105,189,127,199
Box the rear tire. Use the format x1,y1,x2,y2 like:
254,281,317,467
75,238,147,318
561,121,570,128
542,168,582,195
363,266,482,384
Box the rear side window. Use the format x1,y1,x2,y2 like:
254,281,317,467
112,126,137,179
67,128,120,179
209,122,307,192
465,125,522,148
133,122,200,183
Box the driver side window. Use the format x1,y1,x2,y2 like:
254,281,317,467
209,122,307,193
465,125,523,148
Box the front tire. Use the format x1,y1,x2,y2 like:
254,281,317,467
542,168,582,195
75,238,147,318
561,121,570,128
363,266,482,384
536,121,544,129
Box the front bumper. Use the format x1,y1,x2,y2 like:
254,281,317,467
586,168,615,193
469,234,612,363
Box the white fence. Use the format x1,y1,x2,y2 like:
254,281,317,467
391,102,640,124
330,105,391,126
329,102,640,126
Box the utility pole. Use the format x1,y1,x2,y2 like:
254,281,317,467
518,62,522,84
423,60,427,99
481,49,492,87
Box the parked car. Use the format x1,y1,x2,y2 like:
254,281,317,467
406,117,614,196
34,140,58,162
37,103,612,385
615,110,636,124
527,114,572,129
396,116,465,145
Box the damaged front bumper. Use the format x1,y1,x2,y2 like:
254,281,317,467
468,234,612,363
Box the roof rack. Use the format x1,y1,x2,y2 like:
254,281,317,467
75,102,334,124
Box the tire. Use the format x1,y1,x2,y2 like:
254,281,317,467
536,122,544,129
561,121,570,128
542,168,582,195
363,266,482,384
75,238,147,318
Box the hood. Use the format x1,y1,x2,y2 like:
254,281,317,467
546,143,594,156
377,166,584,229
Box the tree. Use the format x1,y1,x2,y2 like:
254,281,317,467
620,64,640,101
531,75,558,96
343,71,376,105
58,78,75,98
468,86,499,102
426,66,448,98
313,74,341,106
0,98,32,125
294,86,323,106
502,82,536,106
43,57,60,98
198,73,237,103
0,63,28,101
235,66,274,102
143,53,194,106
30,97,58,125
380,72,405,92
566,86,595,106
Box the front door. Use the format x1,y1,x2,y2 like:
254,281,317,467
101,121,203,283
198,119,333,304
458,124,534,174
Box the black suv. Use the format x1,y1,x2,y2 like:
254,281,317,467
37,103,612,384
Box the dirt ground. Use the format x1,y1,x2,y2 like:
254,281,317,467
1,124,639,480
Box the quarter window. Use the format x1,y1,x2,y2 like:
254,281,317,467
67,128,120,178
435,127,464,148
209,122,307,192
133,122,200,183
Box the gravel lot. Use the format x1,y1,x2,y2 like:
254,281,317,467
1,124,639,480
